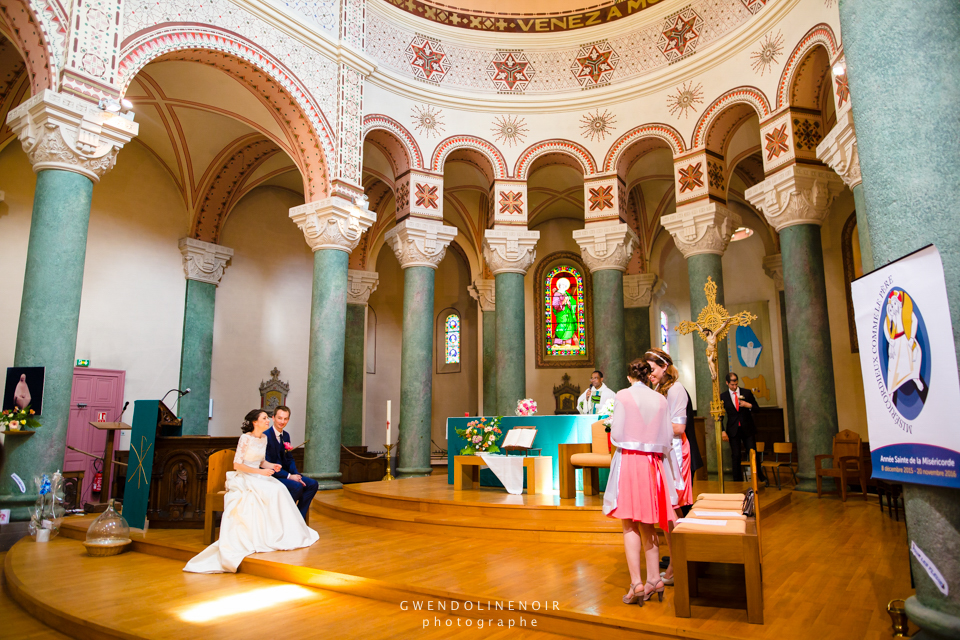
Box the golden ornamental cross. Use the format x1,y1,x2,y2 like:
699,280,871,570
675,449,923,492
675,276,756,491
130,435,153,490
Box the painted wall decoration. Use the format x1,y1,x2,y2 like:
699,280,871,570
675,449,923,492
571,41,619,88
725,301,778,406
406,35,450,84
852,245,960,489
667,81,704,120
487,51,534,92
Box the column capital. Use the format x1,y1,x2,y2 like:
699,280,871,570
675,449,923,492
816,109,861,189
178,238,234,285
572,222,638,273
384,218,458,269
660,201,741,258
346,270,379,304
5,90,138,182
744,164,845,231
622,273,659,308
468,279,496,312
583,175,626,225
762,253,784,291
482,228,540,275
492,179,528,227
289,195,376,253
395,170,444,222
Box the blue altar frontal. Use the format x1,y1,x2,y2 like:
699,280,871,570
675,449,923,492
446,415,609,492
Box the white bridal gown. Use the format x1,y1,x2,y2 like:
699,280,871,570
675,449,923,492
184,433,320,574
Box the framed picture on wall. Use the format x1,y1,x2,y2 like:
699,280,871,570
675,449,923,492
4,367,45,416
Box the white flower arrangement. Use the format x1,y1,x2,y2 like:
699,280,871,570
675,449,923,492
515,398,538,416
600,399,616,427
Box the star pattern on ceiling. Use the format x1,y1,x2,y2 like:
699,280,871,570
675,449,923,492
487,51,535,92
571,42,619,88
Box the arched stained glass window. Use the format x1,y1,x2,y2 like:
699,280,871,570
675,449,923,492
544,265,586,357
445,313,460,364
660,311,670,354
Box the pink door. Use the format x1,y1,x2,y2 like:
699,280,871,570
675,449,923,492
65,368,125,505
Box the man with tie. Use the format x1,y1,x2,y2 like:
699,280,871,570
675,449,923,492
264,406,319,521
720,373,763,482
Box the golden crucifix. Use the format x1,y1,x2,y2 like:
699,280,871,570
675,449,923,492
676,276,756,492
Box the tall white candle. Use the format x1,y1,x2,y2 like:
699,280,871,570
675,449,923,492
386,400,392,444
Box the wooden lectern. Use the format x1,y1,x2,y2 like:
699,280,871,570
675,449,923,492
85,421,132,512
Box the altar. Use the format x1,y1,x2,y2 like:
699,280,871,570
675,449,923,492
446,415,609,493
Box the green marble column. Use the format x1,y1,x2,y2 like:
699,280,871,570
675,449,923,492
851,184,874,273
841,2,960,635
495,272,525,417
778,290,798,445
178,279,216,435
397,266,435,477
482,310,497,416
780,224,839,492
624,306,652,365
304,249,349,489
687,253,731,477
592,269,627,391
340,303,366,447
0,170,93,520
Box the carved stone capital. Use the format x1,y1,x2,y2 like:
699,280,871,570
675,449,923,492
347,270,379,304
468,279,496,312
289,195,376,253
744,165,845,231
482,228,540,275
572,222,638,273
660,202,741,258
5,90,138,182
816,109,861,189
622,273,659,308
762,253,784,291
178,238,234,285
384,218,458,269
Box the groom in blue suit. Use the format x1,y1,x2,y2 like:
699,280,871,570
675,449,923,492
264,406,318,521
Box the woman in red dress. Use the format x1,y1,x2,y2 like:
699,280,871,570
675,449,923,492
603,359,680,605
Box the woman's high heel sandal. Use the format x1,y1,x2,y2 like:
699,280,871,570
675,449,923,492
622,583,643,606
643,579,665,603
660,571,674,587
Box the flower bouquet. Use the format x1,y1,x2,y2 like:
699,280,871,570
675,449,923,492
29,472,65,542
1,405,40,432
515,398,538,417
455,417,503,455
600,399,616,454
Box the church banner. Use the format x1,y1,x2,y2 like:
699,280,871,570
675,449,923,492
851,245,960,489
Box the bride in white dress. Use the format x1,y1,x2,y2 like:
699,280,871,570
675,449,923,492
184,409,320,574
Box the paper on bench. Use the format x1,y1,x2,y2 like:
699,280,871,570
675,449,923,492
692,510,742,517
677,517,728,526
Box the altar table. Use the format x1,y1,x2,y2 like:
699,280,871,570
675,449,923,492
454,455,553,495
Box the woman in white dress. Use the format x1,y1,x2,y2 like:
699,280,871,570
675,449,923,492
184,409,320,574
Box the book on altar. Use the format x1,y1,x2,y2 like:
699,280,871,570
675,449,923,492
502,428,537,449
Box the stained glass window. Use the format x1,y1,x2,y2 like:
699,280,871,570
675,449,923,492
445,313,460,364
543,265,587,356
660,311,670,354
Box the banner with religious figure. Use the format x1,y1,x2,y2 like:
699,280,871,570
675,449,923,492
724,300,778,407
851,245,960,489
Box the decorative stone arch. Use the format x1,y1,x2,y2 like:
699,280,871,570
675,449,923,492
362,114,424,173
603,124,686,173
777,23,839,110
117,26,333,201
514,139,597,180
0,0,62,94
691,86,772,151
431,135,508,179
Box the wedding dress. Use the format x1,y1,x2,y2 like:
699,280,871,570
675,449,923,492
184,433,320,574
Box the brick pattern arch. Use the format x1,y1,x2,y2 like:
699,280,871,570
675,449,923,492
514,139,597,179
0,0,60,94
362,114,424,171
777,23,838,110
603,123,686,173
118,26,333,201
691,86,771,150
431,135,507,179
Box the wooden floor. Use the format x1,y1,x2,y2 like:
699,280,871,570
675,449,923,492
3,476,913,640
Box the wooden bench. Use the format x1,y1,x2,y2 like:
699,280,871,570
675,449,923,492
558,421,611,499
203,449,235,545
453,455,553,495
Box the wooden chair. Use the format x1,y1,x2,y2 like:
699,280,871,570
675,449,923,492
750,448,762,560
558,421,611,499
761,442,797,490
741,441,764,482
815,430,867,502
203,449,235,545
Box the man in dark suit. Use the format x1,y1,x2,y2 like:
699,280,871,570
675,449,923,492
720,372,763,482
264,406,318,521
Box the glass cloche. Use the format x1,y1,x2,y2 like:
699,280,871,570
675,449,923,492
83,500,132,556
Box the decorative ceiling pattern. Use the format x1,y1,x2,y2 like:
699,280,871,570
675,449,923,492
367,0,768,93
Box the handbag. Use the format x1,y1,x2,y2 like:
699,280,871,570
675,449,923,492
742,489,756,517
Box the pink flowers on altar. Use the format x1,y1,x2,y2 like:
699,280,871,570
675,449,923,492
515,398,538,417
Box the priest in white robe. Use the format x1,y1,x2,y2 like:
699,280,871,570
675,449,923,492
577,370,617,415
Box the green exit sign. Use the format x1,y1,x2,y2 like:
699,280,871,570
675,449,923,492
76,359,90,367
